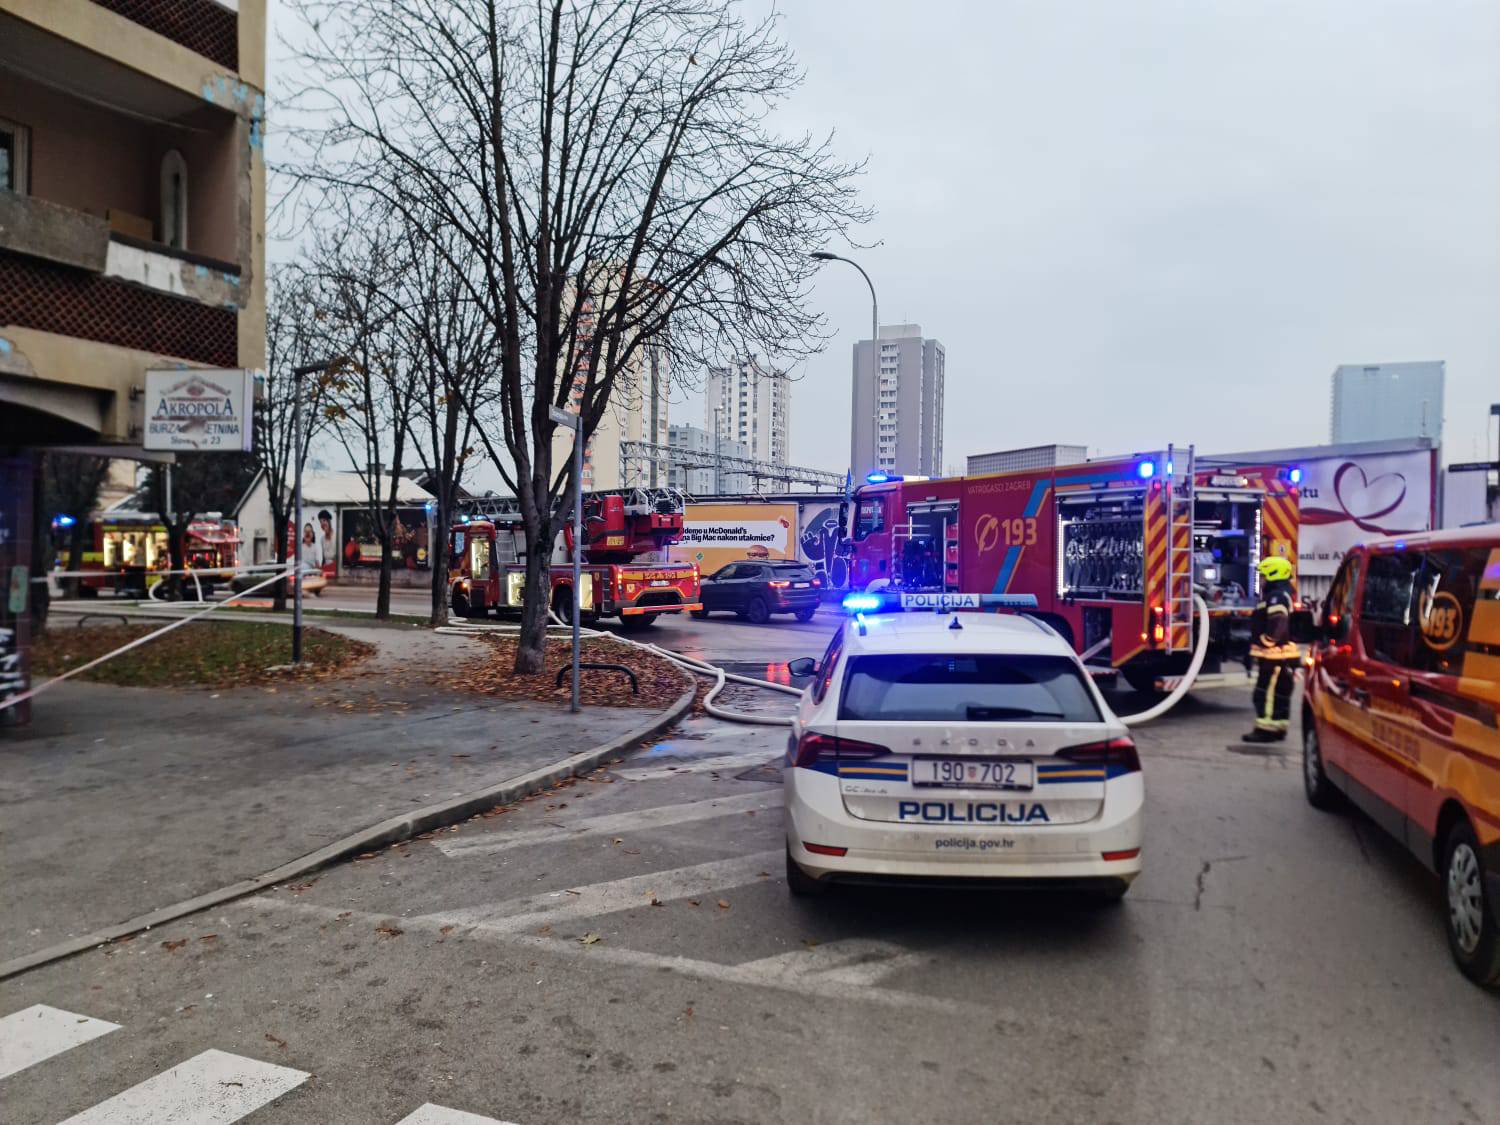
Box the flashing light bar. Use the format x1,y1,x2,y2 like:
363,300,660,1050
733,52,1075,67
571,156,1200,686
1136,460,1156,479
865,471,899,484
841,591,1040,614
1288,467,1303,484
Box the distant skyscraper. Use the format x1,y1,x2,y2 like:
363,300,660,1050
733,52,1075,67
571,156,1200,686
705,359,790,467
850,324,944,477
1330,361,1445,445
667,424,748,494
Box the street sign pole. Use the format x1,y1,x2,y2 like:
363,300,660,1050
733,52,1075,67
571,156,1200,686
550,405,583,713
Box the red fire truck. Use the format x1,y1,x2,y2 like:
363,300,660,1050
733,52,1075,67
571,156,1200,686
449,487,701,628
840,446,1302,691
60,514,241,598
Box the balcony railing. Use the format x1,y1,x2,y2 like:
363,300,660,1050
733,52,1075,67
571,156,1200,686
90,0,238,71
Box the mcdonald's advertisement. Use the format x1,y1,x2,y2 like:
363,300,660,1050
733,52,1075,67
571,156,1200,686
671,503,798,575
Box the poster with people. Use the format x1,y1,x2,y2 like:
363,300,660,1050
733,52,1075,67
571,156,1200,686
341,507,432,570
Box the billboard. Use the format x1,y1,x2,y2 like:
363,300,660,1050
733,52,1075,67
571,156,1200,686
143,369,257,452
672,503,798,575
1297,448,1436,576
340,507,432,571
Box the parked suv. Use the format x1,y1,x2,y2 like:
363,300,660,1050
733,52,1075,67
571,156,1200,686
692,560,820,623
1302,528,1500,986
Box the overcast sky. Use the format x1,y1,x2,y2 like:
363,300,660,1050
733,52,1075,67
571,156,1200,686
271,1,1500,477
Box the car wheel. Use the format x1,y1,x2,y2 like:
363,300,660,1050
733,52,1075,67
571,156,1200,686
1302,720,1342,811
617,614,656,631
743,596,770,625
794,606,817,623
786,849,829,897
1443,819,1500,987
689,608,709,619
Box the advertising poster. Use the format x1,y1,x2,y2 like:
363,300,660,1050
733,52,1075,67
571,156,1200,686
143,369,257,452
672,503,797,575
796,499,852,590
340,507,432,570
1297,449,1436,576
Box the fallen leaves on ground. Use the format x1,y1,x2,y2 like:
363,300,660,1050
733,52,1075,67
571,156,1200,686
374,924,403,938
264,1033,287,1050
161,939,188,952
32,621,372,689
717,900,730,910
446,634,692,709
579,932,602,945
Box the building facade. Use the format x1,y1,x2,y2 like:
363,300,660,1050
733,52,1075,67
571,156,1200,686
967,444,1087,477
0,0,267,446
666,423,748,495
850,323,944,478
706,359,789,468
1330,361,1445,445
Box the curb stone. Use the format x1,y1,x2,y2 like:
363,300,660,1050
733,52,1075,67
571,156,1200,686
0,683,697,981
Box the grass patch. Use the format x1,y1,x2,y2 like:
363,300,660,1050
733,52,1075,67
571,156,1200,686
459,634,692,709
33,620,373,688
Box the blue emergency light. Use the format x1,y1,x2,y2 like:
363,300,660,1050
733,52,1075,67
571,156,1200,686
1288,467,1303,484
1137,460,1155,479
842,592,884,612
52,514,76,528
865,471,900,484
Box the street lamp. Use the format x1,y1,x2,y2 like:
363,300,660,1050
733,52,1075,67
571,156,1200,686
290,358,337,663
809,251,878,353
810,251,880,477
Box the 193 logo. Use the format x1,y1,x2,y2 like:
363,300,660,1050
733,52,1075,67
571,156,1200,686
1417,590,1463,651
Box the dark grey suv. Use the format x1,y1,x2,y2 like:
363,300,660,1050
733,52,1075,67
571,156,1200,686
692,560,821,624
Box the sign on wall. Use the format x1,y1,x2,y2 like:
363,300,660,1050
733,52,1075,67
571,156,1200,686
143,369,257,452
1297,449,1436,576
671,503,798,575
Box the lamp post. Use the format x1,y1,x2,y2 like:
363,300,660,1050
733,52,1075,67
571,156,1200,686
810,251,879,473
290,358,335,663
549,404,584,712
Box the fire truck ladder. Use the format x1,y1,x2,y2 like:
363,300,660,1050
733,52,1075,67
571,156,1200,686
1164,444,1196,652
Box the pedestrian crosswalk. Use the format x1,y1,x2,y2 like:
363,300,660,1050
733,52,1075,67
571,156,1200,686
0,1004,519,1125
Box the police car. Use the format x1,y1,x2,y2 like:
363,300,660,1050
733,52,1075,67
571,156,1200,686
783,596,1143,897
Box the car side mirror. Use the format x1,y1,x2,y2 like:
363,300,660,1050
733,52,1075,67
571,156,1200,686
787,657,817,678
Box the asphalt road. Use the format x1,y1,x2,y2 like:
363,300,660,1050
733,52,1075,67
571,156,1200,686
5,660,1496,1124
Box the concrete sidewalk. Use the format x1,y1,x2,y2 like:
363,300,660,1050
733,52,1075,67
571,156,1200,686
0,622,686,967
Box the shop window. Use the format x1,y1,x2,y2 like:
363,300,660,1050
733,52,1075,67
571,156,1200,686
160,150,189,249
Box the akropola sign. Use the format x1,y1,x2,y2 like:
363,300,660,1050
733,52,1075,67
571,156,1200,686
143,369,258,452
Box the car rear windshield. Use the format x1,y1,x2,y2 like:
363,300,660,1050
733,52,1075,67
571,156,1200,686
769,564,814,579
838,653,1102,723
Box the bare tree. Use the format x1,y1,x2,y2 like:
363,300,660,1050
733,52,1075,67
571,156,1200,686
257,267,334,612
397,228,496,626
312,223,421,619
284,0,866,671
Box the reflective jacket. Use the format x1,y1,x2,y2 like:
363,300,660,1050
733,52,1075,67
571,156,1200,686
1250,581,1299,659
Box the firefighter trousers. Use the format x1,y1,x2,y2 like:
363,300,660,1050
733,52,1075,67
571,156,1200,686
1252,657,1298,733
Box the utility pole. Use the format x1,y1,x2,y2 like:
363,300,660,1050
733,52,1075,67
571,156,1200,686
713,405,723,494
291,358,336,663
550,405,584,712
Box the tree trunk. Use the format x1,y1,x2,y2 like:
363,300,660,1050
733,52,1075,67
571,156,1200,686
166,521,187,601
515,544,551,674
376,535,393,619
64,519,88,598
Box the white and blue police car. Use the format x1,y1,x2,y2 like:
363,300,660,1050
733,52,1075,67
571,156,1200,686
783,595,1143,898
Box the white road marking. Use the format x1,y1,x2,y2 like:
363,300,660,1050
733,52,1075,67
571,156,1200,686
731,938,927,988
614,751,778,781
433,791,778,858
58,1048,308,1124
0,1004,120,1080
436,850,782,928
395,1106,520,1124
256,893,1006,1024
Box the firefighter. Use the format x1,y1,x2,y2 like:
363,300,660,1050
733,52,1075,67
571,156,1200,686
1243,556,1300,743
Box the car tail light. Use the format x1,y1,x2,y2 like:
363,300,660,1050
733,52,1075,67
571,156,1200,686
791,732,889,768
804,842,848,857
769,579,790,588
1056,736,1140,773
1102,848,1140,861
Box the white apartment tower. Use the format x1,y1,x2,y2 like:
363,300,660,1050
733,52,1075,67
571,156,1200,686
850,324,944,477
706,359,790,467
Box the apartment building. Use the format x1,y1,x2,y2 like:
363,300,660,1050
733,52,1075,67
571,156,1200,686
850,324,944,477
705,359,789,468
